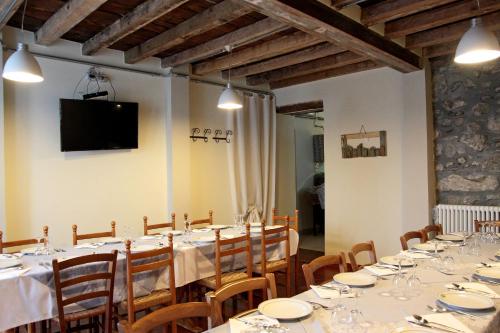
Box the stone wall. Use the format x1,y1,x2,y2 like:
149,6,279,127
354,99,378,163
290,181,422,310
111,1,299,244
432,57,500,206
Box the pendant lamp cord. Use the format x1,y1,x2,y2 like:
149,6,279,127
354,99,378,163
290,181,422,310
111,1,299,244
21,0,28,43
228,45,232,85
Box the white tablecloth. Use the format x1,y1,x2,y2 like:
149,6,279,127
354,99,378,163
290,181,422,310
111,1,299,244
0,227,298,331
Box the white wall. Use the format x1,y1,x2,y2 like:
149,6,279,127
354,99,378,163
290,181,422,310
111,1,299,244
0,33,5,232
274,67,430,257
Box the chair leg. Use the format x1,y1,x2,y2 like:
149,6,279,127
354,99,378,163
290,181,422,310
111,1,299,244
286,267,291,297
294,254,299,295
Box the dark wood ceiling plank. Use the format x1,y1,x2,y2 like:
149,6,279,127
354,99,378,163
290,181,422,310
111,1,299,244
331,0,362,9
277,100,324,114
192,31,320,75
406,11,500,49
228,43,345,78
270,60,382,89
247,51,367,86
124,0,252,64
161,18,287,68
237,0,421,73
35,0,107,45
361,0,456,26
423,30,500,58
82,0,190,55
0,0,23,30
385,0,500,39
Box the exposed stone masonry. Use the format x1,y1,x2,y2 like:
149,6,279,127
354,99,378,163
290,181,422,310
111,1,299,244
432,57,500,206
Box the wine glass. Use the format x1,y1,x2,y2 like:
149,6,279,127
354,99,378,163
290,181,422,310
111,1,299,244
391,256,409,300
406,262,422,297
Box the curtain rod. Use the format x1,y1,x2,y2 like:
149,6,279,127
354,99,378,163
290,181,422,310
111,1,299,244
0,42,274,96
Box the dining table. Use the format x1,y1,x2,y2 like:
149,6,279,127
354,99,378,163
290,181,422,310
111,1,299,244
0,225,299,331
208,238,500,333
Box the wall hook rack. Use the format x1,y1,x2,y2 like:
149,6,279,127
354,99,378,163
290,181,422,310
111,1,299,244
213,129,233,143
190,128,211,142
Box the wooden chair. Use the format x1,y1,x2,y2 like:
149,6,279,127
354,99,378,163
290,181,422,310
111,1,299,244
348,240,377,272
421,224,443,242
254,219,291,297
207,274,277,327
198,224,252,291
400,230,426,251
72,221,116,246
0,226,48,253
184,210,213,229
118,302,211,333
123,235,176,323
474,220,500,233
272,208,300,294
143,213,176,235
302,253,347,289
52,251,118,333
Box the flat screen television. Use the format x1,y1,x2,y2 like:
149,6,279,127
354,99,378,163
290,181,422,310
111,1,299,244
60,99,138,152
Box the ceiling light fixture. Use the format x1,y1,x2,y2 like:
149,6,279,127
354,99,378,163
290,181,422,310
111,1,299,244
454,6,500,65
218,45,242,110
2,0,44,83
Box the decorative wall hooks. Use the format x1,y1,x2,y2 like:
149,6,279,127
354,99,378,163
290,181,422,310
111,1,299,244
190,128,233,143
190,128,211,142
341,126,387,158
213,129,233,143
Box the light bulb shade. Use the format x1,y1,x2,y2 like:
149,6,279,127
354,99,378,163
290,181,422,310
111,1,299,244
3,43,44,82
217,83,242,110
454,19,500,64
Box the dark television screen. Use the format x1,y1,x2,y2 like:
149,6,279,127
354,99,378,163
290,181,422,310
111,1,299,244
60,99,138,152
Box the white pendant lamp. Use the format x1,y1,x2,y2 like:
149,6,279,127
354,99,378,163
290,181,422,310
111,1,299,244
454,17,500,64
218,45,242,110
2,0,44,83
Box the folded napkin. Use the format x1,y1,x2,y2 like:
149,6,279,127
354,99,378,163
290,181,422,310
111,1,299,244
445,282,499,298
311,285,355,299
365,265,406,276
405,313,474,333
229,315,279,333
74,243,103,249
400,250,433,259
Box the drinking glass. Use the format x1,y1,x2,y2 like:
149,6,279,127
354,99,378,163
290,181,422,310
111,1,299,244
406,262,422,296
391,256,409,300
184,219,192,242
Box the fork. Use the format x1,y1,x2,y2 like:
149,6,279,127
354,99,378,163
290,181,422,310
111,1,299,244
427,305,478,320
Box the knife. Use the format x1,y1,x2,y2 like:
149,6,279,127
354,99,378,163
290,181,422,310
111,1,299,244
409,320,464,333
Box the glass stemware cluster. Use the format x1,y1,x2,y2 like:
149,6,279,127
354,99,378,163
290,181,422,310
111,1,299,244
234,214,244,233
389,254,421,300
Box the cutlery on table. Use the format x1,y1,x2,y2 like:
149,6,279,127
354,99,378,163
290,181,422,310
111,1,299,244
306,301,332,310
451,283,493,296
412,314,464,333
373,264,399,271
427,305,478,320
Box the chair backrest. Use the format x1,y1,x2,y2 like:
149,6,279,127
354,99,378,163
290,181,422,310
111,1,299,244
208,274,277,327
0,226,48,254
421,224,443,242
400,230,425,251
143,213,176,235
72,221,116,246
348,240,377,272
474,220,500,233
272,208,299,231
118,302,211,333
302,253,347,288
125,235,176,323
184,210,213,229
52,251,118,333
213,224,252,289
259,219,290,275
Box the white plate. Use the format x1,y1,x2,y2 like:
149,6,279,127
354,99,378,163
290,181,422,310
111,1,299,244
206,225,230,230
131,245,158,253
99,237,123,244
191,236,215,243
380,256,414,267
412,243,445,252
438,292,494,311
20,247,39,255
475,268,500,281
258,298,313,320
392,327,434,333
160,230,183,236
435,234,464,242
140,235,160,240
0,258,22,270
333,272,377,287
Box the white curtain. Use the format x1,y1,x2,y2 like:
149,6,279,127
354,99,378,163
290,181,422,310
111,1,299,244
226,93,276,224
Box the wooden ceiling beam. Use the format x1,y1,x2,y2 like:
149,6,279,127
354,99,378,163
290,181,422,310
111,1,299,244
423,30,500,58
270,60,382,89
82,0,189,56
406,11,500,49
0,0,23,30
192,31,320,76
237,0,421,73
331,0,361,9
276,100,324,114
247,51,367,86
227,43,345,78
35,0,107,45
161,18,288,68
361,0,456,26
125,0,252,64
385,0,500,39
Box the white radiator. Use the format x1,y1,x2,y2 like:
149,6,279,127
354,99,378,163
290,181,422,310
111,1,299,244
434,204,500,233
